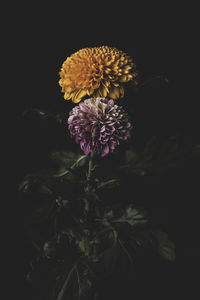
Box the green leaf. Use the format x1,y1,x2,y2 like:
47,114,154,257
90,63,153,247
143,135,159,156
117,238,133,264
125,149,138,163
155,230,176,261
97,178,120,190
19,171,53,195
56,258,92,300
96,226,135,276
22,108,66,124
50,151,87,177
75,265,92,299
106,205,148,227
19,172,56,223
120,135,182,176
56,263,77,300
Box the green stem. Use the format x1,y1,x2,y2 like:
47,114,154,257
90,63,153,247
86,151,95,182
84,152,96,213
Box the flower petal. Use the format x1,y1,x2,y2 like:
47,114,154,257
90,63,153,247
64,92,72,100
94,89,101,98
101,144,109,157
72,89,87,103
87,87,94,96
108,86,120,99
119,75,127,82
84,143,91,155
99,85,107,97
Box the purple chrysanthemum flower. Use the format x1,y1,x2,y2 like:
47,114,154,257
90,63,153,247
68,97,132,157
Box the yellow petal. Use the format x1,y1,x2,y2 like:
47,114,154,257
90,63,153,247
119,86,125,98
72,89,87,103
92,82,101,89
106,81,111,87
119,75,127,82
63,78,72,85
64,92,72,100
105,67,111,74
101,80,110,90
108,75,114,80
94,89,101,98
108,86,120,100
123,65,132,73
99,85,107,97
87,87,94,96
65,86,73,93
127,74,133,80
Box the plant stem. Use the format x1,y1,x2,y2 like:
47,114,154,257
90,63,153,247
84,152,96,213
86,151,95,182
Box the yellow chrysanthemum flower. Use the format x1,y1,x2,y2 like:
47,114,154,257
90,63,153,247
59,46,138,103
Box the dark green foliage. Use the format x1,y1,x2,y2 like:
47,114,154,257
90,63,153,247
19,134,200,300
18,82,200,300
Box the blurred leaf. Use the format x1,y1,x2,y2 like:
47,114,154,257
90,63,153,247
50,151,87,177
125,149,138,164
143,136,159,156
19,172,55,223
19,171,53,195
56,263,77,300
32,198,55,223
155,230,176,261
121,135,182,176
43,240,57,259
97,178,120,190
95,206,151,275
27,258,66,299
117,238,133,264
75,263,92,299
56,258,92,300
104,205,148,227
22,108,66,124
99,243,121,274
113,205,148,226
97,228,134,275
94,205,176,277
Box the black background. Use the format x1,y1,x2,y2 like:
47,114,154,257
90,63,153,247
7,3,200,299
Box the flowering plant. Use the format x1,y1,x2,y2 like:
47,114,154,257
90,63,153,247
18,46,200,300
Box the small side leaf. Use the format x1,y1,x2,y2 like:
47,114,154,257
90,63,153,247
50,151,87,177
97,179,120,190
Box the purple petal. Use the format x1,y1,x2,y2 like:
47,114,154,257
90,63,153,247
84,143,91,155
126,122,131,128
68,115,74,124
100,125,106,132
79,103,89,113
108,99,114,106
80,140,85,150
101,144,109,157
